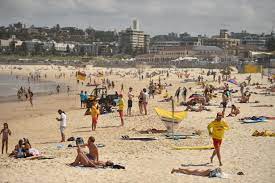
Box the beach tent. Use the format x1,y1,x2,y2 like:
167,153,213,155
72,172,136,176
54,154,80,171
155,107,187,133
243,64,262,73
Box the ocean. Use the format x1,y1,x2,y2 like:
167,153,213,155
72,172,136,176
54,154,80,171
0,74,64,100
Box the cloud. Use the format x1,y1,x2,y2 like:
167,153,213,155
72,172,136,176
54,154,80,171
0,0,274,35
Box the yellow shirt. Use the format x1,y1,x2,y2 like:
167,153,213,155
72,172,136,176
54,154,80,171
207,120,229,140
118,98,125,111
91,105,100,118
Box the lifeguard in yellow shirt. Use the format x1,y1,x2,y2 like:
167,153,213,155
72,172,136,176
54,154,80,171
207,112,229,166
91,100,100,131
117,94,125,126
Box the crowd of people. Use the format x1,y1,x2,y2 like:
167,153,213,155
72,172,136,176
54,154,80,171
2,66,274,181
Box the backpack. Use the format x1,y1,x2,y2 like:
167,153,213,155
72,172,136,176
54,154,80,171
75,137,84,145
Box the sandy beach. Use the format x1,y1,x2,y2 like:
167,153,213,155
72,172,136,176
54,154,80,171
0,65,274,183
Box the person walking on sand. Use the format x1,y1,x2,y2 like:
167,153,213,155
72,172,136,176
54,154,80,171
117,94,125,126
182,87,187,102
29,91,34,107
121,83,124,93
80,91,85,108
67,86,70,96
1,123,11,154
91,100,100,131
56,84,60,94
127,87,134,116
56,109,67,142
207,112,229,166
84,91,89,108
138,90,144,114
142,88,149,115
175,87,181,103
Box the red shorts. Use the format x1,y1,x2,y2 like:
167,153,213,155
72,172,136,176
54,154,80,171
92,117,98,124
118,110,124,118
212,138,222,149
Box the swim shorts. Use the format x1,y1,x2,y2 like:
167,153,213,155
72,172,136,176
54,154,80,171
92,117,98,124
60,126,66,133
212,138,222,148
128,100,133,108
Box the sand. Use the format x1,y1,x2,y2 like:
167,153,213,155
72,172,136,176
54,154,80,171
0,65,274,183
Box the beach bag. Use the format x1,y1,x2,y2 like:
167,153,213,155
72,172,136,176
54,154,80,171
75,137,84,145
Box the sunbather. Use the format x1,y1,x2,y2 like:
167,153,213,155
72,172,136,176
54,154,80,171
185,104,211,112
227,105,240,117
239,93,251,103
70,136,113,168
171,167,223,178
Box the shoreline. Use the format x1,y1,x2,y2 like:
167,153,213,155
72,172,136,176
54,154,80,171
0,65,274,183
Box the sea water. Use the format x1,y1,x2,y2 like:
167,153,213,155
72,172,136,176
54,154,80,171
0,74,63,98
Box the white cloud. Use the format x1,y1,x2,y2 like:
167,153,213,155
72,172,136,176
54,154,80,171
0,0,274,35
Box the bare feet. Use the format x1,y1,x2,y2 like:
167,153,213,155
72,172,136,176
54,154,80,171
210,156,213,163
69,162,77,167
171,169,176,174
219,162,223,166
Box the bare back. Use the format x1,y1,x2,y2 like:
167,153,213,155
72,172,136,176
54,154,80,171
88,143,98,161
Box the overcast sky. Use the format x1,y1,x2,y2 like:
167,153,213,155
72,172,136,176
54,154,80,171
0,0,274,36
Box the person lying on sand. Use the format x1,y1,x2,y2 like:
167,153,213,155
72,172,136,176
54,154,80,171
185,104,211,112
252,130,275,137
171,167,223,178
227,105,240,117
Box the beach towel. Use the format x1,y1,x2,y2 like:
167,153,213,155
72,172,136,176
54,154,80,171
172,146,214,150
241,117,268,123
227,79,238,85
121,136,157,141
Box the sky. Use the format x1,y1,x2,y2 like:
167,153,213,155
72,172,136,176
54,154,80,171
0,0,275,36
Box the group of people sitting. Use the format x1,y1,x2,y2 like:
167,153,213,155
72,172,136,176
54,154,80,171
69,136,124,169
9,138,39,158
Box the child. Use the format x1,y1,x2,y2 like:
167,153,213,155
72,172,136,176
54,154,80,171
207,112,229,166
117,94,125,126
0,123,12,154
91,100,100,131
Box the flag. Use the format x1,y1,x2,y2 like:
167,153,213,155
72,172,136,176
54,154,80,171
77,71,86,81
